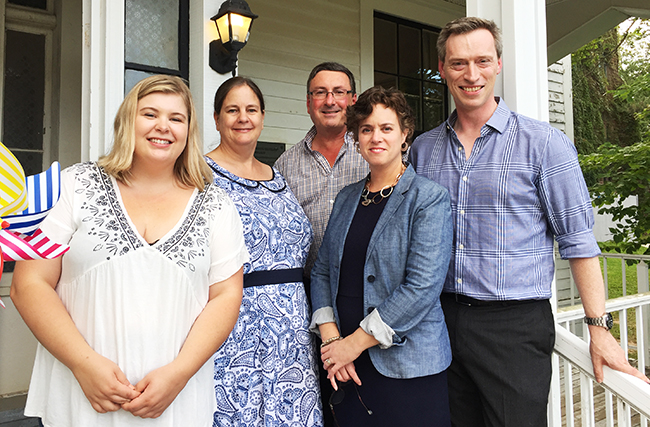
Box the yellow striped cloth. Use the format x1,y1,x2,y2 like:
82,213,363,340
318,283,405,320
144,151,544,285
0,141,27,217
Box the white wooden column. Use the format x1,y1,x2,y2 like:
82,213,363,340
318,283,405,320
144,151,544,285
466,0,549,121
465,1,557,423
81,0,125,161
190,0,233,153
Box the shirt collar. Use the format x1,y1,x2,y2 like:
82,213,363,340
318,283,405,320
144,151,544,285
302,126,355,155
445,97,511,135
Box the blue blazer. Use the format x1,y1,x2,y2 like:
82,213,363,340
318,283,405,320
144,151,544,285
311,165,453,379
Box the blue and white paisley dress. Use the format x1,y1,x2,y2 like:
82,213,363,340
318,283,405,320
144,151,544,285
206,157,323,427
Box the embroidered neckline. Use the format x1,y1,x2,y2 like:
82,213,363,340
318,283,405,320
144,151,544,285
95,164,209,253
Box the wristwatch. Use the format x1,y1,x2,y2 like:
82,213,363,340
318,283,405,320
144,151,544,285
584,313,614,330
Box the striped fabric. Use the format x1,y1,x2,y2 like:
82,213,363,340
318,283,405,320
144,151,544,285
3,162,62,235
0,141,27,217
410,98,600,301
0,228,69,262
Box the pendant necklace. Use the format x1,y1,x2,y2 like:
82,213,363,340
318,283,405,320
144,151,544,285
360,164,405,206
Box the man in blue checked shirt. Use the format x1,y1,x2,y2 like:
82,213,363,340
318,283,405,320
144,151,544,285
410,17,649,426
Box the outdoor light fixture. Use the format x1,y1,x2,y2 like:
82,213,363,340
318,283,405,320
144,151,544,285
209,0,258,76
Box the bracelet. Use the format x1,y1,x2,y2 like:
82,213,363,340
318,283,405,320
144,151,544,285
320,336,342,349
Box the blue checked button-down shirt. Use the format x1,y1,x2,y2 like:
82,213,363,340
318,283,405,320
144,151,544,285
410,98,600,301
275,126,369,275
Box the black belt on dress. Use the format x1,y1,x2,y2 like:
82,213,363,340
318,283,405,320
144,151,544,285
243,268,304,288
441,292,540,307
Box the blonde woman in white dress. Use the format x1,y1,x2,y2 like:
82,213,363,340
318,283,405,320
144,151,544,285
11,75,248,427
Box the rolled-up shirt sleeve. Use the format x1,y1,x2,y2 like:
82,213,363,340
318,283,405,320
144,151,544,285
309,306,336,336
537,129,601,259
359,309,397,349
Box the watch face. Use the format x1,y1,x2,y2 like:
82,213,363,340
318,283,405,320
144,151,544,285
605,313,614,330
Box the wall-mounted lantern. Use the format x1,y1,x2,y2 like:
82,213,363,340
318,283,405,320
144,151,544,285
209,0,258,76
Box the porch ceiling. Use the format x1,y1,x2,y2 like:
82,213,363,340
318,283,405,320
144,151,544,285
438,0,650,64
547,0,650,63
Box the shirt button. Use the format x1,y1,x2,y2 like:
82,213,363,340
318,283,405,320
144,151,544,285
459,244,465,249
367,275,375,282
460,210,465,215
458,147,462,151
330,199,334,204
462,176,468,182
457,278,462,284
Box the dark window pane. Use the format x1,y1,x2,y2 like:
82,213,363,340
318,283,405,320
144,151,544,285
374,18,397,74
3,261,15,274
374,72,398,90
255,141,285,166
373,13,447,130
423,29,442,82
125,69,158,95
11,150,44,177
423,82,446,130
2,30,45,174
8,0,47,9
399,77,422,131
398,25,421,79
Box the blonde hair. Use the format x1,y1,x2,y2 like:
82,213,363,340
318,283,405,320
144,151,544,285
98,75,212,190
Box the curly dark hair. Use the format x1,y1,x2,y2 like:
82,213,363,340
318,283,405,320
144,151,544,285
346,86,415,152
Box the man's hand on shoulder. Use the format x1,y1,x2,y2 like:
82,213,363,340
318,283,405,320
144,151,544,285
589,325,650,383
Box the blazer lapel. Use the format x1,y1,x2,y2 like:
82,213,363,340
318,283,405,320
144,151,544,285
365,166,415,258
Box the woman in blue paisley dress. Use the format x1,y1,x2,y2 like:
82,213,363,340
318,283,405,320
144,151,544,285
207,77,323,427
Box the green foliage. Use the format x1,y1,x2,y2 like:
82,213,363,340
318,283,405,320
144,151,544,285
572,28,641,153
612,19,650,139
579,141,650,255
575,19,650,254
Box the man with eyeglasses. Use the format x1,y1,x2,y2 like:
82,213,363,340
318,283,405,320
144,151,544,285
275,62,368,286
275,62,368,427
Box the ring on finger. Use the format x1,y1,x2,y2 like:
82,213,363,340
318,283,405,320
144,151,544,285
325,358,332,365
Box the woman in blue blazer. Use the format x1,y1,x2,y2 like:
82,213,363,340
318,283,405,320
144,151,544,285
310,86,453,426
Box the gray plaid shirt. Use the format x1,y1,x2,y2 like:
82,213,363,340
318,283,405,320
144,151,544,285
275,126,369,276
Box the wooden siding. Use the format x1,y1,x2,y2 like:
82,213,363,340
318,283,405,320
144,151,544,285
547,56,580,308
237,0,360,147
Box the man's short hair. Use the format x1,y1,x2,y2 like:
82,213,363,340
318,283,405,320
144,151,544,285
436,17,503,63
306,62,356,95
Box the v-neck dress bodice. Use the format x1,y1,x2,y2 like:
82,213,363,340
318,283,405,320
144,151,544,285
25,162,248,427
206,157,323,427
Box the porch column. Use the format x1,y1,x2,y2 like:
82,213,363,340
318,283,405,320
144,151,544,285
189,0,232,153
464,2,558,424
465,0,549,121
81,0,125,161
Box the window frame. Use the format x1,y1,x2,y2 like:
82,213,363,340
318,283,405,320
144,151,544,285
373,11,449,136
123,0,189,81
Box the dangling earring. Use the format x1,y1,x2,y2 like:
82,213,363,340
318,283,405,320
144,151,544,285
401,142,407,150
355,142,360,153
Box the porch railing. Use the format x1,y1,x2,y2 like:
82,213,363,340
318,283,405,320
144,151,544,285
550,254,650,426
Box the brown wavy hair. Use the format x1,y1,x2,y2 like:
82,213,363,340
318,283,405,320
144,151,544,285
346,86,415,152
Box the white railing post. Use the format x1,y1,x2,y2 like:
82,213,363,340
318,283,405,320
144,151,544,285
640,261,650,363
548,353,562,426
553,254,650,425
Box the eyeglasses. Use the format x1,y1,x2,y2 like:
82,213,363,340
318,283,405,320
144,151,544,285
308,89,353,100
328,381,373,427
